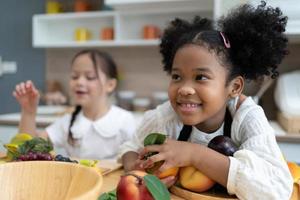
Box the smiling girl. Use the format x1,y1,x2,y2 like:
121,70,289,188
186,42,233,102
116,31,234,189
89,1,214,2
119,2,293,199
13,50,136,160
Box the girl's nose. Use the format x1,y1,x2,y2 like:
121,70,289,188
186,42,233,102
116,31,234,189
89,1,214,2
178,85,195,96
75,76,85,85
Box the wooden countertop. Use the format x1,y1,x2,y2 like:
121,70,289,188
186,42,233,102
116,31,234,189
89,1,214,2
0,113,56,128
0,108,144,128
0,151,298,200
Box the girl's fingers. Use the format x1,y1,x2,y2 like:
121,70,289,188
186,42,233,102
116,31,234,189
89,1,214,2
25,81,32,91
157,162,173,172
32,87,40,97
26,80,39,97
143,152,165,166
140,144,162,157
15,84,23,96
26,80,35,91
20,82,27,94
14,81,37,96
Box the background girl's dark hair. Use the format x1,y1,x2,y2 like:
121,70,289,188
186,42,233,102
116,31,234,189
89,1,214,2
68,49,118,145
160,1,288,81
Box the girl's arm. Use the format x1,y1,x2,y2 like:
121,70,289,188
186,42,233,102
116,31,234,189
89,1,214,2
189,143,230,187
13,80,47,137
140,139,230,187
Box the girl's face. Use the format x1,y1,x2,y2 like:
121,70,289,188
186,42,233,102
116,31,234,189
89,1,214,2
69,54,114,108
168,44,233,132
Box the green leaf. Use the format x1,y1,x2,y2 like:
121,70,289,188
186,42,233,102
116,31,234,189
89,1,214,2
143,133,167,173
144,174,170,200
144,133,166,146
98,189,117,200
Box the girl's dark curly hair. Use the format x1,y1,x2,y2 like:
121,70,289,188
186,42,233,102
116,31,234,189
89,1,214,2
160,16,213,73
160,1,288,81
68,49,118,145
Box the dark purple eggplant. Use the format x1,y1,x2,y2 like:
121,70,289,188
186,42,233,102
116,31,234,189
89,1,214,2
208,135,238,156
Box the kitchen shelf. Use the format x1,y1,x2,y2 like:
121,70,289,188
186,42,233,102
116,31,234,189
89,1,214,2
33,39,160,48
33,7,211,48
106,0,213,12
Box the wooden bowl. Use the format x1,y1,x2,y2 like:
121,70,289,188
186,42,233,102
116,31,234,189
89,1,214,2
0,161,103,200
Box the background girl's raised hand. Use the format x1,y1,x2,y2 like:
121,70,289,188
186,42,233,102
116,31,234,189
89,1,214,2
13,80,40,114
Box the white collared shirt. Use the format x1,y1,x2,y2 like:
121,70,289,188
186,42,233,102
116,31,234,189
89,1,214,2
118,97,293,200
46,105,136,160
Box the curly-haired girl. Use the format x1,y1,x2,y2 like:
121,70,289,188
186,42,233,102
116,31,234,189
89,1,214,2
119,1,293,199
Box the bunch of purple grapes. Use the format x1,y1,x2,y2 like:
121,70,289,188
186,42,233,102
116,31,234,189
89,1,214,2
17,151,53,161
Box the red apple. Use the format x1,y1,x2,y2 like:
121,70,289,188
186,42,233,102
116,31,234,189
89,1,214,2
116,170,154,200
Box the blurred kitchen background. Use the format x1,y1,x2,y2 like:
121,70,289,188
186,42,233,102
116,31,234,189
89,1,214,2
0,0,300,162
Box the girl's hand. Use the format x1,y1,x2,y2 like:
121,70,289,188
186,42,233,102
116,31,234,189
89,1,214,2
13,80,40,114
139,138,197,172
131,158,146,171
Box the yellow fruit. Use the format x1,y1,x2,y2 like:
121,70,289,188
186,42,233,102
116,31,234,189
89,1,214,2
10,133,33,145
79,159,101,175
158,167,179,179
287,162,300,183
79,159,98,167
179,166,215,193
2,133,33,161
3,143,19,154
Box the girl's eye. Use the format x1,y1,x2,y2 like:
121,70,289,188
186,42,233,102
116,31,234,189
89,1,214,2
171,74,181,81
71,75,79,80
196,75,208,81
86,76,97,80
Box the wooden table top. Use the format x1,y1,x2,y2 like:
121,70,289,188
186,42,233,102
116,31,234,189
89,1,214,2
1,151,298,200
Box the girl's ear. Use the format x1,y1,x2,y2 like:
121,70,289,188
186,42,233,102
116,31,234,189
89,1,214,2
229,76,244,98
106,78,117,94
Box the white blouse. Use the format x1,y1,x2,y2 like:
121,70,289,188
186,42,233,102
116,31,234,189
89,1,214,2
118,97,293,200
46,105,136,160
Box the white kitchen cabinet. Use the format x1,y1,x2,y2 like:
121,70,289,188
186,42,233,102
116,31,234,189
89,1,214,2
33,8,211,48
32,0,300,47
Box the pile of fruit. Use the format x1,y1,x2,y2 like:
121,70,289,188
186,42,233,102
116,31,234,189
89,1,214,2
2,133,53,162
0,133,101,175
140,133,239,195
100,132,238,200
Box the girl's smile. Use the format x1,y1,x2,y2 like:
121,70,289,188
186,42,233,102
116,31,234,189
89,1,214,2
74,89,88,98
176,101,202,114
